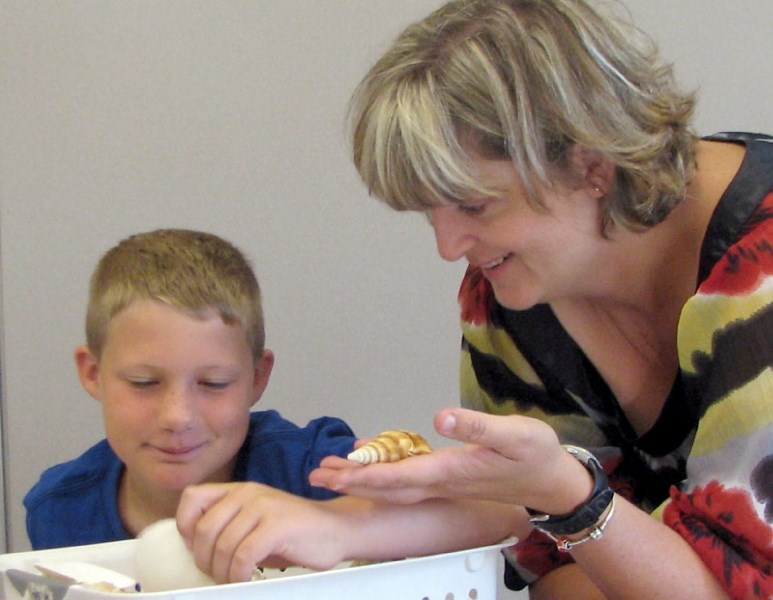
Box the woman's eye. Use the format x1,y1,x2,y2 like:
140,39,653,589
458,202,486,215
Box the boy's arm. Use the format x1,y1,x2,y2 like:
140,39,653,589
176,481,524,584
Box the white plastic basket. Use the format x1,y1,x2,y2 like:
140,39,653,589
0,538,511,600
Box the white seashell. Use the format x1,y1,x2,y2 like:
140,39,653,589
135,518,215,592
347,429,432,464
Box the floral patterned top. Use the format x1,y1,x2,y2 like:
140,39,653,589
458,132,773,598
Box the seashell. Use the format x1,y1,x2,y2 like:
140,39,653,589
347,429,432,464
135,518,215,592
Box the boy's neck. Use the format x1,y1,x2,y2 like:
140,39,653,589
118,470,182,537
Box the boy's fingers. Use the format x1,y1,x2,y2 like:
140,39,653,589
176,484,231,541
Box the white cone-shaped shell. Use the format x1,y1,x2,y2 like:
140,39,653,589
347,429,432,464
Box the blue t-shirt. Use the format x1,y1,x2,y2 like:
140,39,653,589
24,410,355,549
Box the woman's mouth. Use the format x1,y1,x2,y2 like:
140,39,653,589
481,254,510,270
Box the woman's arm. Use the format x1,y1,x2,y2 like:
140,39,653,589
567,494,727,598
528,564,606,600
313,407,732,599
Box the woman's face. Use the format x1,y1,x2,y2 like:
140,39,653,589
427,157,604,310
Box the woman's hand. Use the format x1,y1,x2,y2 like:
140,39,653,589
310,407,593,515
176,482,348,584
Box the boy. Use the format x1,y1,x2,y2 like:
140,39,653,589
24,228,356,549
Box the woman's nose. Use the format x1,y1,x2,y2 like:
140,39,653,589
429,206,475,262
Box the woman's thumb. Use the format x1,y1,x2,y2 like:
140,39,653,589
434,407,494,444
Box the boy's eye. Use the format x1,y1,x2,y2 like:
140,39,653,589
127,379,158,389
199,380,231,391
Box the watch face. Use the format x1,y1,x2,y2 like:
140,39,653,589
564,445,598,466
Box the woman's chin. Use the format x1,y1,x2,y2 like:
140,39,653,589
491,285,545,311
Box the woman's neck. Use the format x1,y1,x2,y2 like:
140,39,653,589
567,139,740,316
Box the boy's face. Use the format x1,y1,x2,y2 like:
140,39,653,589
75,299,273,494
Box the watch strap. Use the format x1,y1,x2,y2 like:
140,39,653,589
526,445,613,536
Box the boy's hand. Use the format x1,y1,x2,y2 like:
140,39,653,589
176,482,346,584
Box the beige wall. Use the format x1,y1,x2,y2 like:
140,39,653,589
0,0,455,554
0,3,771,596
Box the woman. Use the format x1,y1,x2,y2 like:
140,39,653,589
177,0,771,597
308,0,772,597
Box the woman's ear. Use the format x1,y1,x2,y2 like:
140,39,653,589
74,344,102,401
567,144,616,196
250,349,275,407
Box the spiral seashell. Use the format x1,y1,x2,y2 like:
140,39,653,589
347,429,432,464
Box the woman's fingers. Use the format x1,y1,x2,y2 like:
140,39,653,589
312,410,564,507
436,408,536,451
312,448,468,503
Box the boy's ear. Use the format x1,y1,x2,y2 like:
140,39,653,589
74,344,102,401
250,349,275,406
567,143,616,196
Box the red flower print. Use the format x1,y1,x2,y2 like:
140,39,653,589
700,193,773,296
458,266,494,325
664,481,773,599
511,529,574,578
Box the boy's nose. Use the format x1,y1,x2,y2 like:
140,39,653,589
429,206,475,262
158,386,197,431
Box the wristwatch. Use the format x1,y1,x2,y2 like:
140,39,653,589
526,445,614,536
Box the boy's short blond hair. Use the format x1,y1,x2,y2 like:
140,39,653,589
86,229,265,361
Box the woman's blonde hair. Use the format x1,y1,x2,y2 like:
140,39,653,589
86,229,265,360
350,0,697,231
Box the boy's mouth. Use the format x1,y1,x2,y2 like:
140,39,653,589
154,443,206,457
